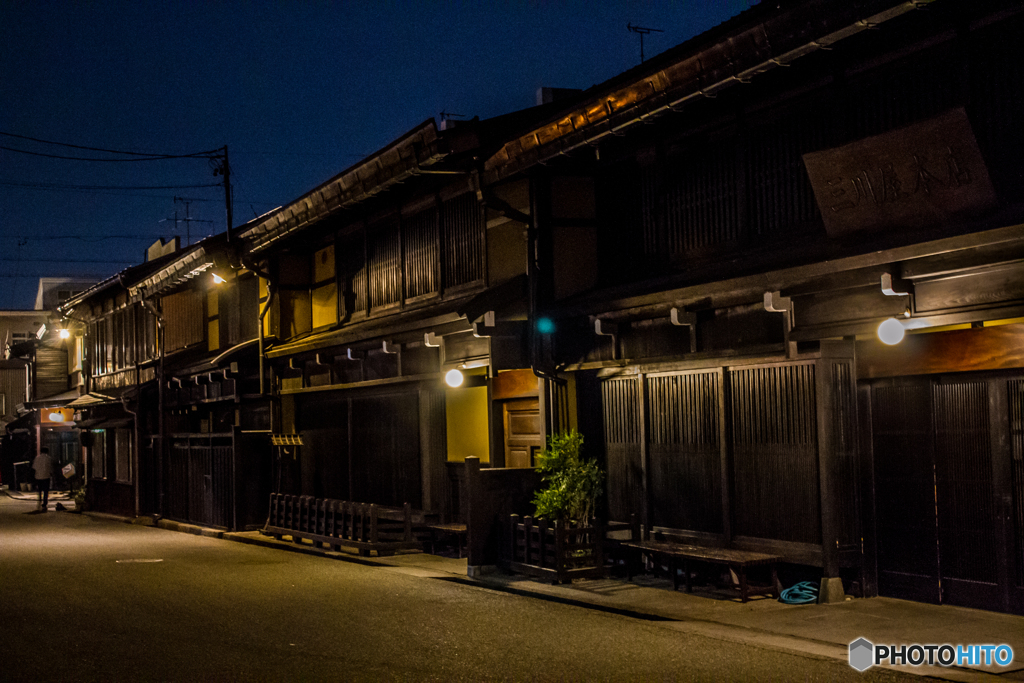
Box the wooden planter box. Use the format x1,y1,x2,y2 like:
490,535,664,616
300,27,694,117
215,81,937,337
508,515,607,584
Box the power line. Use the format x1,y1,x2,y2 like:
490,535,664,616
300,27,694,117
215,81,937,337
1,145,212,162
0,182,219,201
0,258,137,264
0,235,178,242
0,274,107,278
0,131,221,159
0,179,222,191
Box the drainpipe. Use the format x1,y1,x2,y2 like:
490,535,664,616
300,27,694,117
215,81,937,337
121,393,140,519
243,254,276,505
242,255,275,398
487,182,564,387
526,172,568,440
257,288,275,397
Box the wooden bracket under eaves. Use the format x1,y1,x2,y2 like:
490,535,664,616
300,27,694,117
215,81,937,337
764,291,798,359
669,307,698,353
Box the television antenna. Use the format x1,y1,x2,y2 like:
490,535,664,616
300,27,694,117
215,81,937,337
160,196,214,247
627,23,664,64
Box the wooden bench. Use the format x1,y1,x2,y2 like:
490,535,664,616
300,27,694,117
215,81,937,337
623,540,783,603
266,494,423,557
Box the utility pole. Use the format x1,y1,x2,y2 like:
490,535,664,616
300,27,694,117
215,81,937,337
627,23,664,64
210,146,232,241
222,145,232,242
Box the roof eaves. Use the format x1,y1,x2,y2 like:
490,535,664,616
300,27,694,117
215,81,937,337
129,246,212,303
240,119,447,255
483,0,936,184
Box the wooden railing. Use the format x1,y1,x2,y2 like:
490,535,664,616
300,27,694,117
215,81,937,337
266,493,422,556
509,515,609,584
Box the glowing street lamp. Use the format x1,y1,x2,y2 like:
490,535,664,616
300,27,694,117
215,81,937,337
877,317,905,345
445,369,464,388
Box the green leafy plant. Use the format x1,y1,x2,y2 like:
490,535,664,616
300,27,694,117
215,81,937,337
66,471,86,512
532,430,603,527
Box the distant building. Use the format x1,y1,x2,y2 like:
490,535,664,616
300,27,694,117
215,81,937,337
0,277,97,489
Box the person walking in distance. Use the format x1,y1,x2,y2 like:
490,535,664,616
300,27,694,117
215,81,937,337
32,447,54,511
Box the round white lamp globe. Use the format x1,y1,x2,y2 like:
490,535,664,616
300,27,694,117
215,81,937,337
877,317,905,345
445,369,465,387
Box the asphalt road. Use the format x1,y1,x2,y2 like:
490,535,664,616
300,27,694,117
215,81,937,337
0,496,936,682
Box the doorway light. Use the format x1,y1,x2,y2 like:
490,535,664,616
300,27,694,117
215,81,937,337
445,369,465,388
877,317,905,345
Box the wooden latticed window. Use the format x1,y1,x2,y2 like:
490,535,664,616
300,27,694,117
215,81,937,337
404,206,439,302
642,143,740,260
368,216,401,311
206,287,220,352
162,289,205,353
441,193,483,290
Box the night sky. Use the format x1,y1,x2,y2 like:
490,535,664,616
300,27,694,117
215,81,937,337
1,1,754,310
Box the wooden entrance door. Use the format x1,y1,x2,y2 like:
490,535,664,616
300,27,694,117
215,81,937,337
870,374,1023,614
503,399,541,468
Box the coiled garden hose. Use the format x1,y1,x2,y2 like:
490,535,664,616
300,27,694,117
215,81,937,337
779,581,819,604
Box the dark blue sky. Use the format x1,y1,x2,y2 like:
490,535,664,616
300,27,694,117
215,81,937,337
1,1,753,309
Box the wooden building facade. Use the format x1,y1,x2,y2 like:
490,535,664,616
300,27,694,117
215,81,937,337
235,116,557,521
47,0,1024,616
479,0,1024,612
60,238,272,528
60,260,164,518
125,238,272,530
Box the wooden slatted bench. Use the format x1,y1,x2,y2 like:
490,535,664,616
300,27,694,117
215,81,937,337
622,540,783,603
266,493,423,557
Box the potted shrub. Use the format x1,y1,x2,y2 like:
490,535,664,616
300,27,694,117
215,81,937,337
509,430,606,583
531,430,602,527
64,466,87,513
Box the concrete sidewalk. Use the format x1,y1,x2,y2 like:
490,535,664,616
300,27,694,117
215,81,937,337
144,515,1023,683
3,485,71,509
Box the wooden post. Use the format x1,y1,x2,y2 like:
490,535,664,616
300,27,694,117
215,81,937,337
464,456,482,571
315,499,324,536
816,344,856,603
526,516,537,567
554,520,565,583
510,514,521,563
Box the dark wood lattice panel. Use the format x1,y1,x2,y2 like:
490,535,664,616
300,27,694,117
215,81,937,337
646,371,722,533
